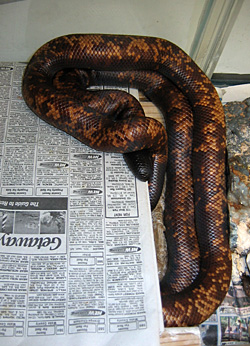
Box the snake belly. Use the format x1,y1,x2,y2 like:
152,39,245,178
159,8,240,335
22,34,232,327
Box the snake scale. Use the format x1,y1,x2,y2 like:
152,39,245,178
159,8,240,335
22,34,232,327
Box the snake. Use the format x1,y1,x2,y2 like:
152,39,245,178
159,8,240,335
22,34,232,327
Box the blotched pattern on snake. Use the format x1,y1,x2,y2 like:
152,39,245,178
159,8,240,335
22,34,232,327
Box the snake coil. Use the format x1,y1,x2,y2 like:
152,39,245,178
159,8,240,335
22,34,231,327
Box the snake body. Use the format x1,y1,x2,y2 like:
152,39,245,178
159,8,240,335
22,34,232,327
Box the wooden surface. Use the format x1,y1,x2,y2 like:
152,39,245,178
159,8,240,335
160,328,201,345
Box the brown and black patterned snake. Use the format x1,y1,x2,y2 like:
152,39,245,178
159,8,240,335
22,34,232,327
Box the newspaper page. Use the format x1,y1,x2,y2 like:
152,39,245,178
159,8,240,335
199,84,250,346
0,62,164,346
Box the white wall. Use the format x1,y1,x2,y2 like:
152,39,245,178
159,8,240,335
0,0,204,61
0,0,249,74
214,0,250,74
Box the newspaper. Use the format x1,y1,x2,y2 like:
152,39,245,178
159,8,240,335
0,62,164,346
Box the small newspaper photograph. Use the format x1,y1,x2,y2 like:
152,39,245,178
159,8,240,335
0,62,163,346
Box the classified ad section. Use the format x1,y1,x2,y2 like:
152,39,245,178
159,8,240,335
0,62,163,346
